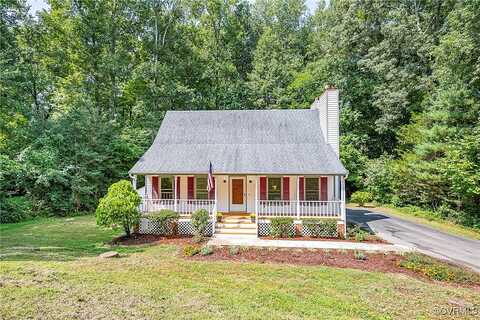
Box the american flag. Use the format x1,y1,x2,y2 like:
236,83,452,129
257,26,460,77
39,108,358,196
207,161,214,192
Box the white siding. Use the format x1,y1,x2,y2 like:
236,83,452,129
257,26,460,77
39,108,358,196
216,175,229,212
179,175,188,199
246,176,256,212
311,87,340,157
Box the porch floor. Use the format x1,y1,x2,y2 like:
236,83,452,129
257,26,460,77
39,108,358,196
208,236,412,253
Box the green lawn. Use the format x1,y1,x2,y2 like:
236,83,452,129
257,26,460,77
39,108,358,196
1,216,479,319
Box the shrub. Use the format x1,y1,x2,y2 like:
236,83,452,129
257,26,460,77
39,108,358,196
399,253,480,284
270,217,294,238
229,246,240,255
183,245,200,257
0,196,34,224
146,209,179,235
350,191,373,206
191,209,210,238
96,180,141,237
200,245,214,256
347,223,373,241
354,230,368,242
302,218,338,238
354,251,367,260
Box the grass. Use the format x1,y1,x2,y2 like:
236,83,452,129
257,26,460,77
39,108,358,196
1,215,480,319
347,203,480,240
400,253,480,285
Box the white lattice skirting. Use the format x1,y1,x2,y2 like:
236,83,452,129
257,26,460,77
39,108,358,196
258,221,339,238
139,218,213,236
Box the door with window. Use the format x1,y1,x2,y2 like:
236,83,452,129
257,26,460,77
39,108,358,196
230,177,246,211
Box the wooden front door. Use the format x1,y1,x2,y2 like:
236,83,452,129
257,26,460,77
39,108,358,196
230,177,246,211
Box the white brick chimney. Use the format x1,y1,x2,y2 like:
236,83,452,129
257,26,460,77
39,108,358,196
310,85,340,157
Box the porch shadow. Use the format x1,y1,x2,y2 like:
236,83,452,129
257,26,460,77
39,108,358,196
346,208,390,233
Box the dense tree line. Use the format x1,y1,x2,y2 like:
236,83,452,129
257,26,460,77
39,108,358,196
1,0,479,227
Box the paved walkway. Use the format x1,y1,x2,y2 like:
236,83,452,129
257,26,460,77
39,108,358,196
208,235,411,253
348,208,480,272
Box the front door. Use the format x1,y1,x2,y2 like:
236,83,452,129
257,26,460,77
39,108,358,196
230,177,246,212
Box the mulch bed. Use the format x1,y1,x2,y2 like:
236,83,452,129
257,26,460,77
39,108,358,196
259,236,388,244
110,234,193,246
109,234,479,289
192,246,411,274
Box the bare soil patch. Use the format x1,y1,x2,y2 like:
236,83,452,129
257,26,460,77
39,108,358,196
110,233,193,246
260,236,388,244
193,246,409,273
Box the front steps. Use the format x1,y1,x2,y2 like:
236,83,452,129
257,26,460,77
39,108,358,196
214,214,256,237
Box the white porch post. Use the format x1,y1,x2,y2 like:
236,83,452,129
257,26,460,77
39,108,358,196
341,175,347,234
214,177,218,223
174,176,178,213
296,176,300,220
130,174,137,190
255,176,259,237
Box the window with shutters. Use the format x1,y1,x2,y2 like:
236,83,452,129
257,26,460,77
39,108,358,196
160,177,173,199
196,176,208,199
267,177,282,200
305,178,319,201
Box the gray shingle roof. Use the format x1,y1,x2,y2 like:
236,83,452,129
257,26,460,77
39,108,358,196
129,110,347,175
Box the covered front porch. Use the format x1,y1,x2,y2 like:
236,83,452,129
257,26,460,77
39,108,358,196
132,174,346,223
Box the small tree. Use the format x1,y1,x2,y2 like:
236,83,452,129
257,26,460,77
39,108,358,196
191,209,210,242
96,180,141,237
350,191,373,207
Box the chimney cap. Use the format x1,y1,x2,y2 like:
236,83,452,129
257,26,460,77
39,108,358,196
324,84,336,90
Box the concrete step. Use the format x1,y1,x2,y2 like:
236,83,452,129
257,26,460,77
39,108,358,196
212,234,258,240
216,223,256,229
221,218,253,224
215,228,257,235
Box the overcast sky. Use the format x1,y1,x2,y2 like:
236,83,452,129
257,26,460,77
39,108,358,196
27,0,320,15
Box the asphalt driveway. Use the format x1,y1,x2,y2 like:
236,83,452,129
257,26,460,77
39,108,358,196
347,208,480,272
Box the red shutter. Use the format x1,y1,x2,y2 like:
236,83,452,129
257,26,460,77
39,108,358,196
282,177,290,200
260,177,267,200
208,177,215,199
299,177,305,201
152,176,159,199
187,177,194,200
176,177,181,199
320,177,328,201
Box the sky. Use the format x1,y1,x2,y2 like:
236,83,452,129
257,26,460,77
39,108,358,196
27,0,320,15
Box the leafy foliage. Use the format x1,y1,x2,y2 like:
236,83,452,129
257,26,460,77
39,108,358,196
1,0,479,228
96,180,141,237
350,191,373,207
270,217,294,238
302,218,338,238
183,245,201,257
145,209,179,235
191,209,210,238
399,253,480,284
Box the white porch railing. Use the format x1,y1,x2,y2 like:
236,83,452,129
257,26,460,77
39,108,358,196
257,200,342,219
140,199,215,215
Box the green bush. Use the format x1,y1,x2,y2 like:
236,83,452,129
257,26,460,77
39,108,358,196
200,245,214,256
302,218,338,238
183,245,200,257
399,253,480,284
228,246,240,255
191,209,210,237
0,196,34,224
350,191,373,206
354,251,367,260
96,180,141,237
270,217,294,238
146,209,179,235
